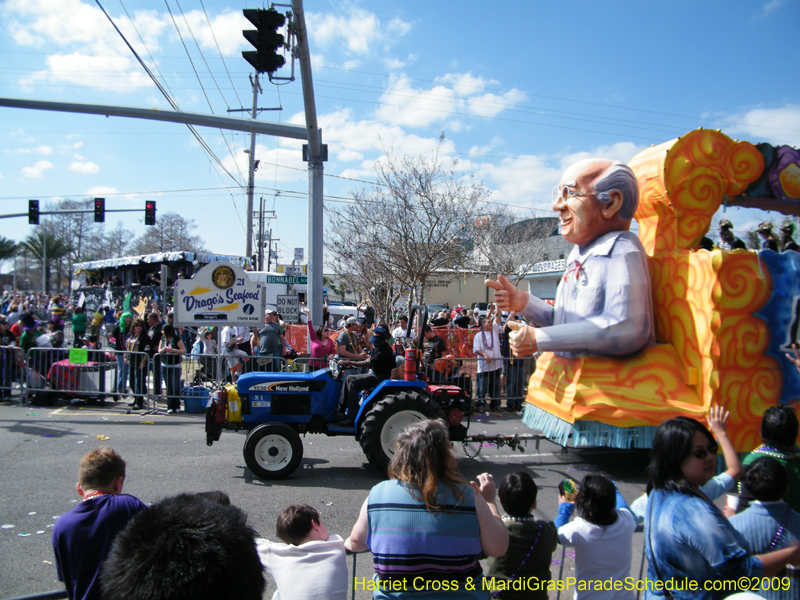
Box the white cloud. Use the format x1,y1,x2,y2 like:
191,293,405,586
86,185,118,196
384,57,406,70
467,90,527,118
336,149,364,162
376,76,458,127
759,0,788,17
376,74,526,128
560,142,647,168
73,141,83,148
21,53,155,91
317,108,456,160
437,72,490,96
166,9,249,56
18,145,53,155
74,153,84,160
22,160,53,178
69,161,99,174
717,103,800,147
469,137,504,156
307,7,411,56
220,145,305,184
466,141,648,210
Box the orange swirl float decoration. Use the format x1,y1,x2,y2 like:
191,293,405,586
524,129,776,451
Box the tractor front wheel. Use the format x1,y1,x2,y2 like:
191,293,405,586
243,423,304,480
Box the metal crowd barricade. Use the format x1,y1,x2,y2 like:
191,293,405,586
431,355,537,410
0,344,25,403
23,347,151,409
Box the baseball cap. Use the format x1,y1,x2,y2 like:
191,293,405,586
370,325,389,343
346,317,358,325
265,309,277,315
357,317,366,325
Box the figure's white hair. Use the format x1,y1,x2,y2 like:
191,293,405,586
593,161,639,220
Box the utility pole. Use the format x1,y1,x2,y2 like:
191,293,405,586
258,196,265,270
245,74,261,259
254,198,275,271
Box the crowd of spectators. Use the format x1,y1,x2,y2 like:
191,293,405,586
0,287,538,414
48,400,800,600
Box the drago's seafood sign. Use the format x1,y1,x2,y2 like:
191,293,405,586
173,262,265,326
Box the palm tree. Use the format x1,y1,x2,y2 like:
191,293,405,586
0,236,18,264
21,231,73,292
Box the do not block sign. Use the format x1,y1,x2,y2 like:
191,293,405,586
277,295,300,324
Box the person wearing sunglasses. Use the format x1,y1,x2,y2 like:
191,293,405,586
644,415,800,599
486,158,654,360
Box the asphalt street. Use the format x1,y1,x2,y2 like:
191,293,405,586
0,399,653,599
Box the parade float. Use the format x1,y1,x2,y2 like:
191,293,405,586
523,129,800,451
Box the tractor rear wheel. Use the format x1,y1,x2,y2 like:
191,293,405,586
360,391,443,474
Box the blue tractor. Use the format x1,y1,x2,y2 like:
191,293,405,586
205,306,475,479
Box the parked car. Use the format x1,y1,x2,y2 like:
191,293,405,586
426,303,448,315
472,301,490,319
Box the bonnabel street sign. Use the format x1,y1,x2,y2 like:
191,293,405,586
173,262,265,327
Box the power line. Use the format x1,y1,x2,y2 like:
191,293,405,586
199,0,243,108
94,0,243,189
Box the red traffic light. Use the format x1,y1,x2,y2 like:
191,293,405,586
94,198,105,223
145,201,156,226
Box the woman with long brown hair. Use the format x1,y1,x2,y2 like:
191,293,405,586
345,419,508,599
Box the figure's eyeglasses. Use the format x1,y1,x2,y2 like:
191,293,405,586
690,443,718,460
553,185,594,204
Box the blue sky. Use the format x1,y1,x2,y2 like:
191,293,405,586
1,0,799,269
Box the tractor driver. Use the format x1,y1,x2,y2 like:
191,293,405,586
335,325,395,428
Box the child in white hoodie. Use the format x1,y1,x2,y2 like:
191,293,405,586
256,504,348,600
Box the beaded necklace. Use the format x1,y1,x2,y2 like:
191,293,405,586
82,491,108,502
481,326,494,351
492,519,542,598
769,506,792,550
502,514,537,523
752,445,800,461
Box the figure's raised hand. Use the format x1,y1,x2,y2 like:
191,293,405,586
507,320,538,357
485,274,527,313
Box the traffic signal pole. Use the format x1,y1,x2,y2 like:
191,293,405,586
0,97,307,139
292,0,326,326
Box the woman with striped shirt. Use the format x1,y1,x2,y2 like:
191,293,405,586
345,419,508,599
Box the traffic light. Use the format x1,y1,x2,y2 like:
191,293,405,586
145,201,156,226
242,8,286,74
28,200,39,225
94,198,105,223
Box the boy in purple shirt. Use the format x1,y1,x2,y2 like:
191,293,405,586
52,448,145,600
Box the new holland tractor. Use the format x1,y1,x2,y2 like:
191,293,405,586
205,306,537,479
